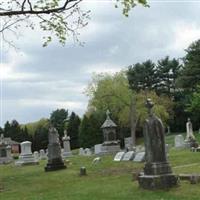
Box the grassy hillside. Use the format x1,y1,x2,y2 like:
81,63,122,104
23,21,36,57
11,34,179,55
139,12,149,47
1,147,200,200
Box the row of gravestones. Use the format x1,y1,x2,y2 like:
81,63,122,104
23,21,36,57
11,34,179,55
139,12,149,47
114,151,145,162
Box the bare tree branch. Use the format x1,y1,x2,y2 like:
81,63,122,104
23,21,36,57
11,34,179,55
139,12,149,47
0,0,82,16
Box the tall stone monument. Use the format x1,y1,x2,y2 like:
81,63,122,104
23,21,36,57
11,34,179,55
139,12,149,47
15,141,38,166
62,130,72,158
138,99,178,189
45,126,66,172
185,118,198,148
101,110,120,154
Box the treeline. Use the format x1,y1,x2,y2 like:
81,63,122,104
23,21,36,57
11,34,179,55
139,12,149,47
1,39,200,149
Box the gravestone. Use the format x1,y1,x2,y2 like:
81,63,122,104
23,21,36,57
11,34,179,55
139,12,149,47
122,151,135,161
33,151,39,161
0,144,12,164
79,148,85,156
133,152,145,162
94,144,102,155
138,99,178,189
40,149,47,160
15,141,38,166
45,126,66,172
85,148,92,156
62,130,72,158
175,135,185,148
124,137,133,149
113,151,125,161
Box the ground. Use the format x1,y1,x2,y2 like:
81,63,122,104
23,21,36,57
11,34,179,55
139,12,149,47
1,133,200,200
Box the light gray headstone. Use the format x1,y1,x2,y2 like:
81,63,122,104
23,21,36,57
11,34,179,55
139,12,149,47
85,148,92,156
122,151,135,161
94,144,102,154
175,134,185,148
113,152,125,161
79,148,84,155
133,152,145,162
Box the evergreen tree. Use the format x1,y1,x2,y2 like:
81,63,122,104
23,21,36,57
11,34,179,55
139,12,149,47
127,60,157,92
50,109,68,137
79,112,104,148
67,112,81,149
156,56,182,97
178,39,200,91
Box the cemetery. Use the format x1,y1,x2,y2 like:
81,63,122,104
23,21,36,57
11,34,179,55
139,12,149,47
1,101,200,200
1,1,200,200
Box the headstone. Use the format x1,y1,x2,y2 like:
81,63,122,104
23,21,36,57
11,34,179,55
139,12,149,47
85,148,92,156
133,152,145,162
15,141,38,166
62,130,72,158
175,134,185,148
0,144,12,164
79,148,85,156
80,167,87,176
45,126,66,172
40,149,47,160
94,144,102,155
122,151,135,161
33,151,39,161
138,99,178,189
113,151,125,161
124,137,133,149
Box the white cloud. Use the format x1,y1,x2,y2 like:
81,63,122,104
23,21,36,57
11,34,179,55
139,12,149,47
84,62,122,74
171,22,200,52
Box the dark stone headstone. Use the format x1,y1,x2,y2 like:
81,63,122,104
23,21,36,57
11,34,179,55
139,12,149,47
138,99,178,189
80,167,87,176
45,126,66,172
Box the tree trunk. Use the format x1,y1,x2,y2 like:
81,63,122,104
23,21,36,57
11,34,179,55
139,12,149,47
130,94,137,147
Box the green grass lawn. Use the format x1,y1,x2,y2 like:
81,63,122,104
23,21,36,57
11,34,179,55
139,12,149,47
1,133,200,200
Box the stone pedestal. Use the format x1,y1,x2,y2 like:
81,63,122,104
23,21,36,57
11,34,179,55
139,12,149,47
62,131,72,158
138,174,178,190
45,126,66,172
45,143,66,171
15,141,38,166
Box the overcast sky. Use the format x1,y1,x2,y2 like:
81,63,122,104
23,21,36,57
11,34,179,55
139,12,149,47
0,1,200,126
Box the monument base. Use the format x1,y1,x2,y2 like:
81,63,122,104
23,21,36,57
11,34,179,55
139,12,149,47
62,151,72,158
144,162,172,175
138,174,178,189
101,144,121,154
45,158,66,172
15,154,39,166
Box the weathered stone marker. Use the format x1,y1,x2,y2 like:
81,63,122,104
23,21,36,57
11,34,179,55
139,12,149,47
45,126,66,172
138,98,178,189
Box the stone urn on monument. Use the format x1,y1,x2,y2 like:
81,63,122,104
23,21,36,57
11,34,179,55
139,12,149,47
138,99,178,189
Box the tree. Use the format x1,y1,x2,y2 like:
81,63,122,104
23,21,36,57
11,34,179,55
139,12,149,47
79,111,104,148
116,0,149,17
186,85,200,129
156,56,182,97
0,0,90,47
50,108,68,137
178,39,200,91
67,112,81,149
0,0,148,47
127,60,157,92
86,71,173,146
